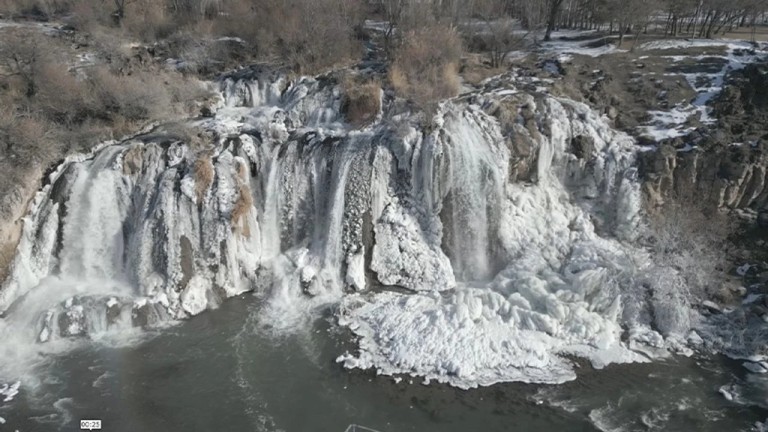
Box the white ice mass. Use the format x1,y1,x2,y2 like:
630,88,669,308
0,65,696,387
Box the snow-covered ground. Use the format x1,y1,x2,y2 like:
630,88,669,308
538,31,625,60
500,32,767,143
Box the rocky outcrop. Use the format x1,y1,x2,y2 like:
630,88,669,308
641,62,768,217
640,140,768,213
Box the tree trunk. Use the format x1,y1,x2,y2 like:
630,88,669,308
632,23,644,52
705,11,721,38
544,0,564,41
112,0,126,26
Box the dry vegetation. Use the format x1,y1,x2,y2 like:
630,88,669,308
390,25,462,114
341,77,382,127
1,0,363,75
0,28,208,150
647,191,739,300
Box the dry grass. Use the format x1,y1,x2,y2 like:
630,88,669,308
0,24,210,160
193,154,214,205
341,77,381,127
390,24,462,114
90,67,171,122
235,158,248,181
0,0,63,17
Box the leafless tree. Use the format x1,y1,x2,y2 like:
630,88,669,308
0,31,42,97
544,0,565,41
471,0,528,67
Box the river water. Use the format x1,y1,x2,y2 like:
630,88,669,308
2,293,767,432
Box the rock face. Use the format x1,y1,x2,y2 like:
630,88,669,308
641,63,768,213
640,140,768,211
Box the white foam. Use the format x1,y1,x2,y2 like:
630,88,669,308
0,381,19,402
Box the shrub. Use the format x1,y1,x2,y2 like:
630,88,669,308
389,24,462,114
341,77,381,127
648,195,737,299
0,0,69,19
89,67,171,122
0,107,56,165
35,61,99,125
0,24,212,165
121,0,180,41
246,0,362,73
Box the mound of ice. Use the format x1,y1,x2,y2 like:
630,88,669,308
338,290,578,386
371,202,455,292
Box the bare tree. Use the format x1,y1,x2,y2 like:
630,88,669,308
544,0,565,41
110,0,130,24
471,0,528,68
378,0,406,54
0,30,42,97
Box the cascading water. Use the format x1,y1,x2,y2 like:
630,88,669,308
0,66,698,390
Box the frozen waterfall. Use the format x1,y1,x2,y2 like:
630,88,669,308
0,66,695,386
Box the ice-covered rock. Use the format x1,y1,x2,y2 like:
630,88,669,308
743,361,768,374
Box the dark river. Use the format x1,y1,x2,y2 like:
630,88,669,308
3,294,767,432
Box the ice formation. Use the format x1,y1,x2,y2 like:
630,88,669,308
0,65,693,386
